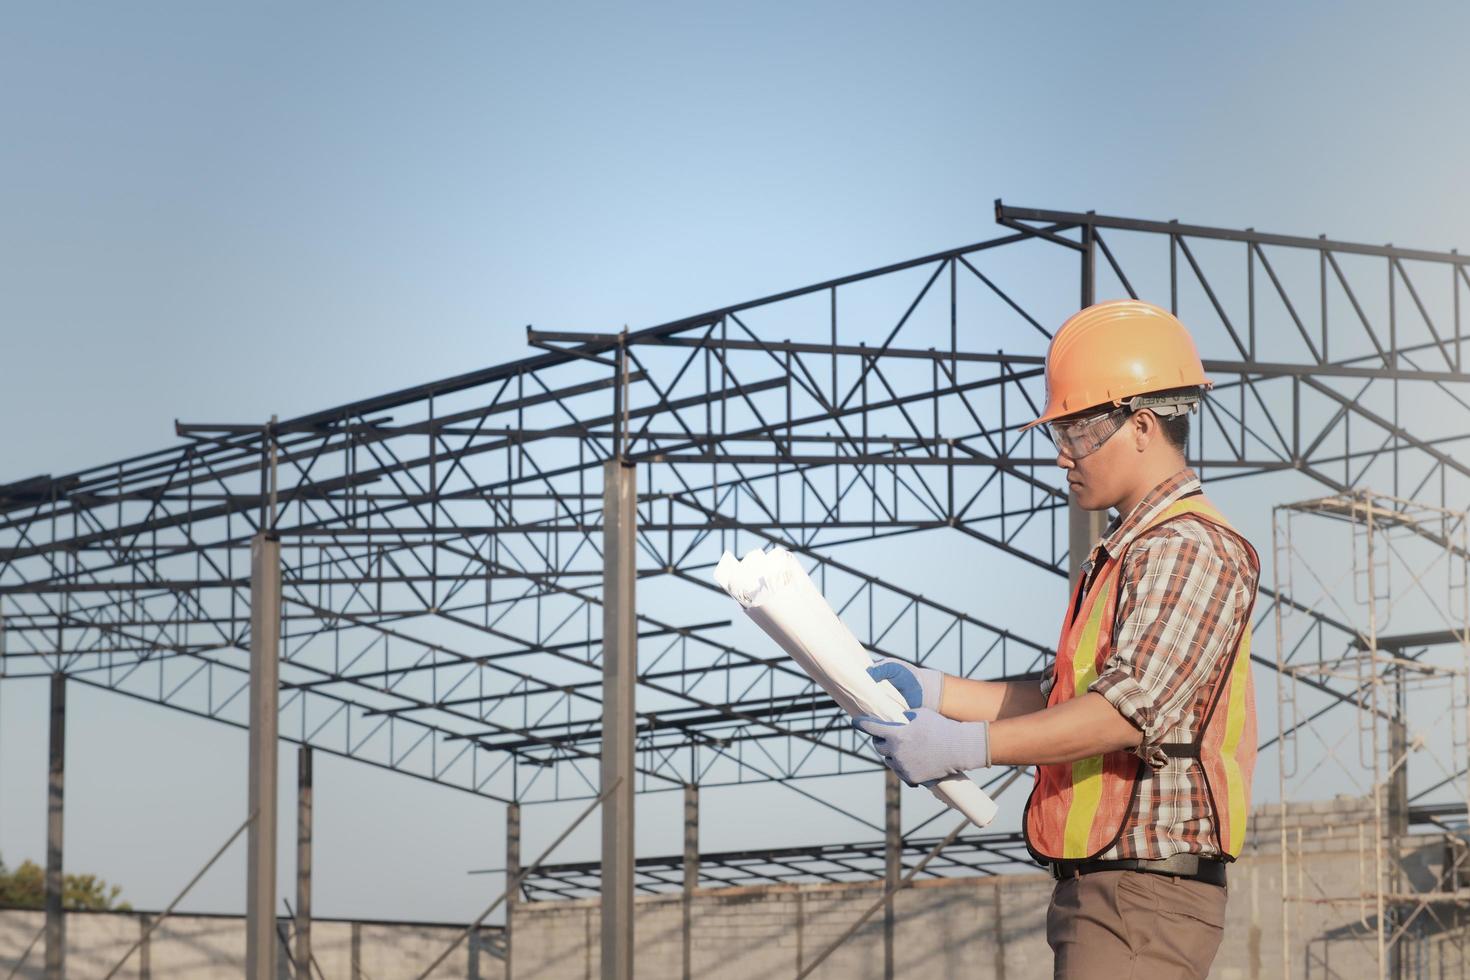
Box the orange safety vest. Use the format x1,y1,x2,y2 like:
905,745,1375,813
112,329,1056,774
1022,494,1260,862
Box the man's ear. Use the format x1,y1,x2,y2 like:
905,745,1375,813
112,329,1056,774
1130,410,1157,452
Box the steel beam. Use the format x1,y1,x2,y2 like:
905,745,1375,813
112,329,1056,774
601,460,637,980
997,200,1470,267
245,533,280,980
295,745,313,978
44,673,64,980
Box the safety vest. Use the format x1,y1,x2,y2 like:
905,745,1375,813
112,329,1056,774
1022,494,1259,862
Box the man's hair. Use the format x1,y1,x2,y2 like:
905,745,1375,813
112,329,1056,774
1160,413,1191,453
1138,387,1199,454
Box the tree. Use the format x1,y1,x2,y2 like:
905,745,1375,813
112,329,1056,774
0,855,130,911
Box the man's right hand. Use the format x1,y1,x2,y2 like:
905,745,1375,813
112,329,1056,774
866,657,945,712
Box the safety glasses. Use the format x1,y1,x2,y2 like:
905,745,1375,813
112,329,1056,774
1042,406,1132,459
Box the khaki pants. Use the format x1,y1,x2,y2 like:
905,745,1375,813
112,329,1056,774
1046,870,1227,979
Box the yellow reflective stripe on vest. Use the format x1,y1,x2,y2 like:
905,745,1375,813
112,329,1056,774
1062,563,1120,857
1220,622,1252,855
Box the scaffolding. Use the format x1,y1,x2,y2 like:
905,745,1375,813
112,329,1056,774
1274,491,1470,978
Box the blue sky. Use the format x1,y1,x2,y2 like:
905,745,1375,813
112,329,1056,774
2,1,1468,923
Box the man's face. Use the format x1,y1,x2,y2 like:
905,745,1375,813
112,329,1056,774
1049,407,1137,512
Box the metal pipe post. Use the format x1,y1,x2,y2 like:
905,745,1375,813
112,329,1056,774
506,802,520,977
883,769,900,980
295,745,313,977
246,533,281,980
682,784,699,980
601,460,637,980
44,673,65,980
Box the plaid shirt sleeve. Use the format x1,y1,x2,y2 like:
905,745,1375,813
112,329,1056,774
1087,520,1249,768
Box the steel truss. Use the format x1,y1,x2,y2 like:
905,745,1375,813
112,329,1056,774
514,828,1038,902
516,802,1470,902
3,202,1470,848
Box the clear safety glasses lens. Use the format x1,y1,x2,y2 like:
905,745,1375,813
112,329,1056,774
1043,407,1131,459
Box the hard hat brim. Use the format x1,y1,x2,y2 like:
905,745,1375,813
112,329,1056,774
1018,376,1214,433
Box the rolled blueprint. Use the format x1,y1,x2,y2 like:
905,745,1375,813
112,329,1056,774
713,546,999,828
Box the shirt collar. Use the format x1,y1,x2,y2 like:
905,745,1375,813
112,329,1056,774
1098,468,1202,559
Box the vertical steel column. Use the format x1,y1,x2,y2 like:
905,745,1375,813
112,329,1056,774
246,533,281,980
139,913,152,980
1068,487,1108,582
1070,222,1108,582
883,769,900,980
1388,665,1408,980
44,673,65,980
682,784,699,980
601,459,637,980
506,802,520,978
295,745,313,978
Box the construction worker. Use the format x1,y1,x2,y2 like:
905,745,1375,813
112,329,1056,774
855,299,1259,979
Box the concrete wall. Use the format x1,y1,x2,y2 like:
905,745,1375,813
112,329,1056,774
9,796,1455,978
0,909,504,979
512,796,1470,979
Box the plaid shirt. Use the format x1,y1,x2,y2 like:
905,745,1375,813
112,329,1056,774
1041,468,1258,860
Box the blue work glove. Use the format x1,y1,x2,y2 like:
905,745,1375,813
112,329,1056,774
866,657,945,711
852,707,990,787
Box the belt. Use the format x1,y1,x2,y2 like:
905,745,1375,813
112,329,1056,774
1049,853,1227,887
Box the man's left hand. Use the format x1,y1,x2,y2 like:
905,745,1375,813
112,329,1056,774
852,707,990,786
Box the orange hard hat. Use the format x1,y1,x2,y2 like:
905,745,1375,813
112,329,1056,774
1020,299,1213,431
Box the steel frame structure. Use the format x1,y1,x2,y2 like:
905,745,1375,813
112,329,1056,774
4,202,1470,971
514,802,1466,904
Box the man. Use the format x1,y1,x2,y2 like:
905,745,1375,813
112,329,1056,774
855,299,1259,979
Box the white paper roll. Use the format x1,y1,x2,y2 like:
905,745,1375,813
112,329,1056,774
714,547,998,828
